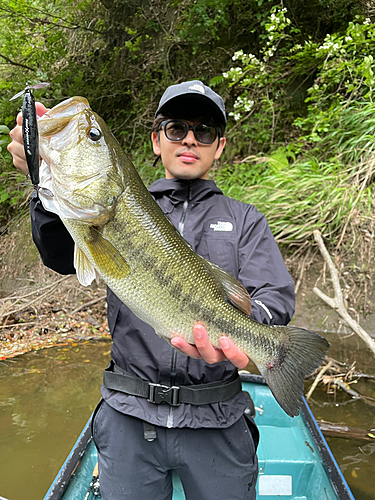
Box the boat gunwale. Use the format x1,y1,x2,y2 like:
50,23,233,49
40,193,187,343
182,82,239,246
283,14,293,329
44,373,355,500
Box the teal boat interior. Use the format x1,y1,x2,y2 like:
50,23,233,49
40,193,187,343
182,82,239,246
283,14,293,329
44,374,355,500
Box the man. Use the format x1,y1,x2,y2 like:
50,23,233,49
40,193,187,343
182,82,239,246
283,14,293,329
8,80,295,499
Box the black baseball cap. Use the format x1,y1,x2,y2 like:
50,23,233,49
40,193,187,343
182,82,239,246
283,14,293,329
155,80,226,127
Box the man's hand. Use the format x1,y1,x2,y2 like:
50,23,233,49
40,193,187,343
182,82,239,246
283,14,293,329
171,323,249,369
7,102,49,175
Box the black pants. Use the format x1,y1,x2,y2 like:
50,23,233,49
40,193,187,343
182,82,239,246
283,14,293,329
92,400,258,500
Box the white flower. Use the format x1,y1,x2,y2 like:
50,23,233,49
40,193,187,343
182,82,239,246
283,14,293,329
244,100,254,111
232,50,244,61
229,111,241,121
233,97,254,112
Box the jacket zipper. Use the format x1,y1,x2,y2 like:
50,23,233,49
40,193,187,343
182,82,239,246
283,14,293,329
178,200,188,236
168,181,192,427
178,180,192,237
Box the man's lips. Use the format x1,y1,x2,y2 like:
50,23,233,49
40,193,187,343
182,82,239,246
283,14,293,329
177,150,200,163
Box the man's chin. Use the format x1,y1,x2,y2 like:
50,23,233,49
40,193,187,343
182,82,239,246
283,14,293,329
166,168,208,181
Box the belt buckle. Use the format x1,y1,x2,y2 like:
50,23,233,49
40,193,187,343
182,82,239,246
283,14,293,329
148,383,180,406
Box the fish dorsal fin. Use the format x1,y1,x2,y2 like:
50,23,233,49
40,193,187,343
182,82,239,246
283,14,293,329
205,260,252,316
84,227,130,280
74,244,97,286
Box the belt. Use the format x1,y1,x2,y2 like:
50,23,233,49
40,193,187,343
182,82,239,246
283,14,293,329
103,361,242,406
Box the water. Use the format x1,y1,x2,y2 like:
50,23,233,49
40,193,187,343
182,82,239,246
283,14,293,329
0,341,111,500
0,335,374,500
306,331,375,500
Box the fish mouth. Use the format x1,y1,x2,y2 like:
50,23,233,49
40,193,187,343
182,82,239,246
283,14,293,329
38,97,90,138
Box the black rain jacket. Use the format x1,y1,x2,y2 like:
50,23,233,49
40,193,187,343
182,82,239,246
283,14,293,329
30,178,295,429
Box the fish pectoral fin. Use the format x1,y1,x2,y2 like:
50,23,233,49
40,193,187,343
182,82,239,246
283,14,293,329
74,244,98,286
204,260,252,316
84,227,130,280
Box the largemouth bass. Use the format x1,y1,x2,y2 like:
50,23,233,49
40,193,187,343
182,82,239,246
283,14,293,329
37,97,329,417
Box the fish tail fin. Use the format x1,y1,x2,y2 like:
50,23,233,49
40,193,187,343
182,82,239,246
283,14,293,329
258,327,329,417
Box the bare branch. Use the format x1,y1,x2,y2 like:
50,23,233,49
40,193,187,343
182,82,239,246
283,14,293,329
313,229,375,357
0,53,35,71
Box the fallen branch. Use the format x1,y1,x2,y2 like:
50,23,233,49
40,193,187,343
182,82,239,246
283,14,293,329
332,377,375,407
295,247,311,295
317,420,375,441
306,360,333,401
313,230,375,357
0,275,72,319
0,322,37,329
70,294,107,315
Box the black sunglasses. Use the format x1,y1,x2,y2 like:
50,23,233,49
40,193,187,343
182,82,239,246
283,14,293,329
160,120,220,144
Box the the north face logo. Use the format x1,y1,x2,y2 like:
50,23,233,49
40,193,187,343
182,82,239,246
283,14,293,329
189,84,205,94
210,221,233,232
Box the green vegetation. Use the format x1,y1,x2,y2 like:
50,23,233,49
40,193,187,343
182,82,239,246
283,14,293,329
214,8,375,245
0,0,373,248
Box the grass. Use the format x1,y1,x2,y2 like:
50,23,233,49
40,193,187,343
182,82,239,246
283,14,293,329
215,100,375,247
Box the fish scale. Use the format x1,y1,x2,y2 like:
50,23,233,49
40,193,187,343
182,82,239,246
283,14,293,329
37,96,329,417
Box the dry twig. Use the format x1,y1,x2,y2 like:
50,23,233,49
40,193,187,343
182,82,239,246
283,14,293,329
295,247,311,295
313,230,375,357
306,356,375,408
306,360,333,400
0,276,72,320
70,294,107,314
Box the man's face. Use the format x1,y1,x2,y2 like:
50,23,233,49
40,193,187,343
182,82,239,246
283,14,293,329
152,119,226,180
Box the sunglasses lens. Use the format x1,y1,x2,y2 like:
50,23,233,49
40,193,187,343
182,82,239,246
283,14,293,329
163,121,218,144
195,124,217,144
165,121,187,141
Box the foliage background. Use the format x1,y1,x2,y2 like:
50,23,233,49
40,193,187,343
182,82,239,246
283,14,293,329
0,0,374,249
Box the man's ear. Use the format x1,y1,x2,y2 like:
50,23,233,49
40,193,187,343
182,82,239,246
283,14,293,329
152,132,161,155
214,137,226,160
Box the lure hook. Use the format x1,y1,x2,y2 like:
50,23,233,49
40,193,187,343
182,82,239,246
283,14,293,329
9,82,50,102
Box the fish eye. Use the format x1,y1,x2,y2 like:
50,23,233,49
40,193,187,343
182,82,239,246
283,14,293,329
87,127,102,141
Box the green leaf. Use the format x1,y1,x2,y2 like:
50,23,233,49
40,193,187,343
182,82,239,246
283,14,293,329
0,125,10,134
0,192,9,203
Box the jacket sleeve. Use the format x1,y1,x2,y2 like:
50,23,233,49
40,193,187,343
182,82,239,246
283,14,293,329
238,206,295,326
30,192,76,275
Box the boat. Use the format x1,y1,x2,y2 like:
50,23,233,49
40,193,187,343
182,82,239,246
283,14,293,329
44,373,355,500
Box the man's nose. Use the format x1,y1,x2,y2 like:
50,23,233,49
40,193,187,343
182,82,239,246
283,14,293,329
182,129,197,146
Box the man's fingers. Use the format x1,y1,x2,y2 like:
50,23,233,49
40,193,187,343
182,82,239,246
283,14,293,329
193,324,226,364
16,111,22,126
171,326,250,369
8,102,49,176
7,138,28,175
171,337,202,359
219,337,249,369
35,102,49,117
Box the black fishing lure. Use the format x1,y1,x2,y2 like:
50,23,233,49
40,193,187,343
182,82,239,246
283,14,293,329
10,83,53,196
